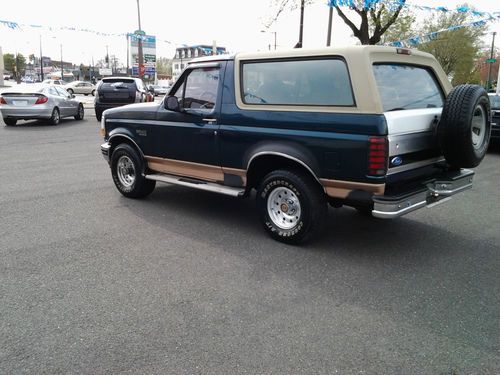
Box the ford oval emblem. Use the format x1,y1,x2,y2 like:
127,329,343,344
391,156,403,166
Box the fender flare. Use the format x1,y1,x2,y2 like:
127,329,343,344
108,128,144,159
244,142,322,185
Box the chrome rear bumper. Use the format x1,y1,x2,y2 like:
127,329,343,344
372,169,474,219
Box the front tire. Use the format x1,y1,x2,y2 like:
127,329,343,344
111,143,156,198
256,169,327,244
4,118,17,126
74,104,84,120
67,88,74,95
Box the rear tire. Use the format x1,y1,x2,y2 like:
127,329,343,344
4,118,17,126
74,104,84,120
95,109,102,122
49,108,60,125
91,90,95,96
111,143,156,198
256,169,327,244
438,84,491,168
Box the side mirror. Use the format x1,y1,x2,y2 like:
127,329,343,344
165,95,180,111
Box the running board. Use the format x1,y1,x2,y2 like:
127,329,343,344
145,173,245,197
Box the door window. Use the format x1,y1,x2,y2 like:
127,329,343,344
181,67,220,110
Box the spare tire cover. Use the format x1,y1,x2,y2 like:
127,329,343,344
438,84,491,168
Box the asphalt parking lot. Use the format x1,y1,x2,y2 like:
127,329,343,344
0,109,499,374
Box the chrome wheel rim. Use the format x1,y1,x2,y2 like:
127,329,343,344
471,104,486,150
117,156,136,187
79,106,84,118
53,110,59,123
267,187,302,230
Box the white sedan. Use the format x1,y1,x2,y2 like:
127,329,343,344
65,81,96,96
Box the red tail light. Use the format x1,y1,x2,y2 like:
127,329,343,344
367,137,388,176
0,96,6,104
35,96,48,105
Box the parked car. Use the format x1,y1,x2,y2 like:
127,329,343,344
100,46,491,243
0,84,84,126
488,93,500,141
94,77,150,121
148,84,170,96
42,79,68,86
21,76,35,83
65,81,96,96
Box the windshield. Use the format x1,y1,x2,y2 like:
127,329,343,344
373,64,444,111
489,95,500,109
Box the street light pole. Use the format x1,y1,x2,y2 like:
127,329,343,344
487,32,496,91
260,30,277,51
136,0,144,79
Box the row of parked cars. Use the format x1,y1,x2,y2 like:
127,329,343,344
0,77,172,126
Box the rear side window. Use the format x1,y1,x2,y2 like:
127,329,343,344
373,64,444,111
242,58,354,106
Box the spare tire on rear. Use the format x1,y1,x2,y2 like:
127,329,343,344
438,84,491,168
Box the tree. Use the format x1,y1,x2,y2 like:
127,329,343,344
416,3,485,85
3,53,16,73
373,5,415,45
156,57,172,75
265,0,409,46
334,0,407,45
3,53,26,78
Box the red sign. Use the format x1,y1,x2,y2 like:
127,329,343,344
139,64,145,77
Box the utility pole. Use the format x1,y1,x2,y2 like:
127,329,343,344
106,45,109,68
136,0,144,78
295,0,305,48
487,32,496,91
327,6,333,46
60,44,64,81
126,34,130,75
0,46,4,86
39,35,44,81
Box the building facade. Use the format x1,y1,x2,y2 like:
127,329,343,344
172,45,226,81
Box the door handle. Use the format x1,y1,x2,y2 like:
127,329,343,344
202,118,217,124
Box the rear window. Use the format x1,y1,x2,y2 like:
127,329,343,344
101,79,136,90
241,58,354,106
373,64,444,111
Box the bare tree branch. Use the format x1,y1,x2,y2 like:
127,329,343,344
335,6,361,39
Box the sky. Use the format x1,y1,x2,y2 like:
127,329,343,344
0,0,499,67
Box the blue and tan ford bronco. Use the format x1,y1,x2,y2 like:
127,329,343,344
100,46,491,243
